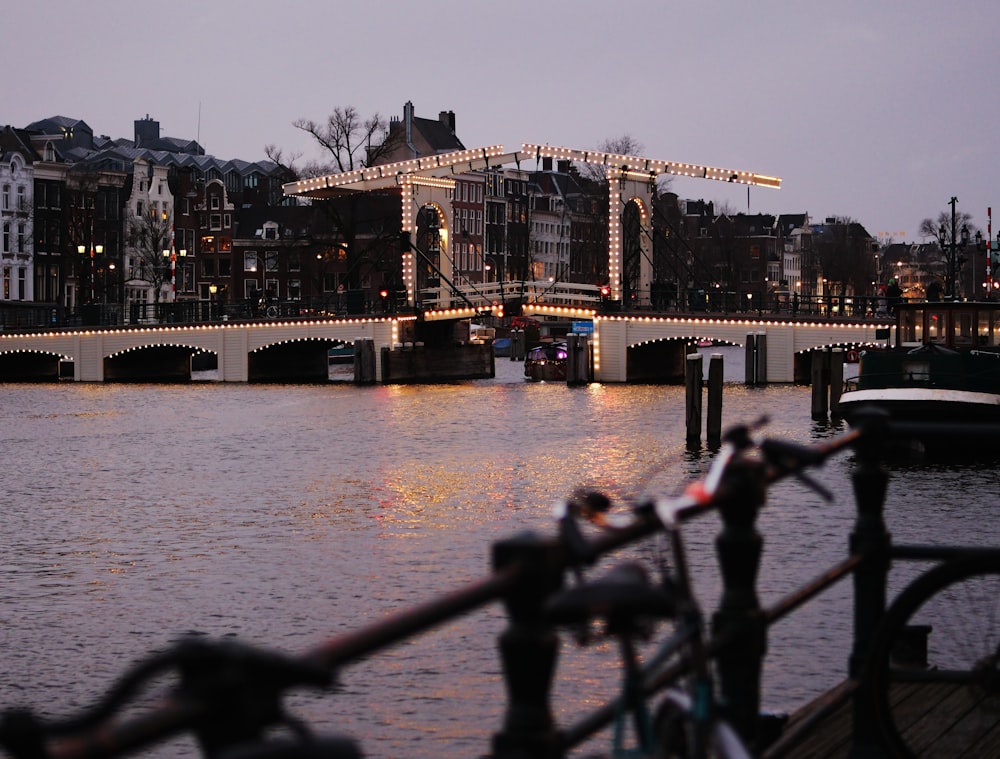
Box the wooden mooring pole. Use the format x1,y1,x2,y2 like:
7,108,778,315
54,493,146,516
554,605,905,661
744,332,767,386
707,353,724,446
565,334,590,386
810,350,830,420
810,348,845,419
686,352,724,445
509,329,526,362
685,353,703,444
354,338,376,384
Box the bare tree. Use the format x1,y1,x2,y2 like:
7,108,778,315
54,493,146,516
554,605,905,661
266,107,405,293
126,208,172,303
919,209,981,298
919,211,978,245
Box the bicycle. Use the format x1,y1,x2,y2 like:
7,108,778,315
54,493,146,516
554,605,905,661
0,638,363,759
864,549,1000,757
546,419,851,758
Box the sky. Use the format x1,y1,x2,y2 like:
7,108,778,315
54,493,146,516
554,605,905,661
4,0,999,245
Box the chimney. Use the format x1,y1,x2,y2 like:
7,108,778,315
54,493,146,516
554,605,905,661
134,114,160,147
439,110,456,133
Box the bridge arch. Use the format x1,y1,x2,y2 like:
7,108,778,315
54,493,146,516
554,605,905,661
0,348,72,382
247,336,350,383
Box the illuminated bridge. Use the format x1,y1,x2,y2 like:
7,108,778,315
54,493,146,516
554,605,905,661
0,304,889,384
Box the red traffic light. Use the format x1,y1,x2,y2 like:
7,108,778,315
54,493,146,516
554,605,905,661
600,285,611,298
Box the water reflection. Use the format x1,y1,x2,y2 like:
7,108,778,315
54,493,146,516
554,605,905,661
0,364,997,757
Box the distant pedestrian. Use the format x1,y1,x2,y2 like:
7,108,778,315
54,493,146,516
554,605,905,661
792,292,799,316
886,279,903,314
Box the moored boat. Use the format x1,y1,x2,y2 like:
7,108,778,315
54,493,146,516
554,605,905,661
524,341,568,382
838,300,1000,450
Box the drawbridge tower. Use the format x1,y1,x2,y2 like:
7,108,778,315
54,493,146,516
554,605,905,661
284,144,780,310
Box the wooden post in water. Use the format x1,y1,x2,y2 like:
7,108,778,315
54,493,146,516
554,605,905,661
565,334,589,386
354,338,376,384
829,348,844,416
810,350,830,419
685,353,704,444
744,333,757,386
755,332,767,386
744,332,767,386
509,329,526,362
707,353,724,446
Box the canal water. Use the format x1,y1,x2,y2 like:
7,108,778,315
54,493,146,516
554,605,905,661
1,350,996,757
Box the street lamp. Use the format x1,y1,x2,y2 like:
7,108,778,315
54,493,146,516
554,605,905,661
78,243,103,304
161,247,187,303
209,283,218,320
940,197,970,299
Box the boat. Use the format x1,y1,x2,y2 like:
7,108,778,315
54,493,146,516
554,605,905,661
328,345,354,365
493,337,512,357
524,341,568,382
838,300,1000,449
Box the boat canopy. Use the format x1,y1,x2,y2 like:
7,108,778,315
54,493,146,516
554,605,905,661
896,301,1000,350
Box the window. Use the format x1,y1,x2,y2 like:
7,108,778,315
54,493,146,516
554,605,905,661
219,258,232,277
244,251,258,272
288,252,300,271
17,186,26,211
223,213,231,229
210,214,222,230
265,251,279,272
210,196,220,210
288,279,301,300
244,281,259,299
265,279,279,298
136,201,143,217
2,185,8,210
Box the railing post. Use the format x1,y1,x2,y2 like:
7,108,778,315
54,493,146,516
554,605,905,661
848,411,891,756
490,532,564,759
712,461,767,749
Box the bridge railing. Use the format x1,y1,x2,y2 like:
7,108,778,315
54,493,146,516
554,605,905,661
418,281,602,311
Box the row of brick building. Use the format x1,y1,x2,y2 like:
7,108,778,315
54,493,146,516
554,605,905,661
1,101,890,326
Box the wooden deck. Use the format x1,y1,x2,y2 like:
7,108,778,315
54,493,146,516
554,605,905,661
770,679,1000,757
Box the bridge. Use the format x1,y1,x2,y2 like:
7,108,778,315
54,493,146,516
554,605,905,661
283,142,782,312
0,317,402,383
0,300,890,383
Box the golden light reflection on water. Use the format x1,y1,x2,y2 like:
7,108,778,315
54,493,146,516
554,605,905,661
4,375,1000,758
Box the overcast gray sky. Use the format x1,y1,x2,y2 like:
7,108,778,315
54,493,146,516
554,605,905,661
5,0,998,244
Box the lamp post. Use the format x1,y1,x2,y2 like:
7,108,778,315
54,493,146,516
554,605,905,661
209,283,218,320
161,247,188,303
940,197,970,299
77,243,103,304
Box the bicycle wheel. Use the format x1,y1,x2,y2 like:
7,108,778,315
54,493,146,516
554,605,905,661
869,554,1000,757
